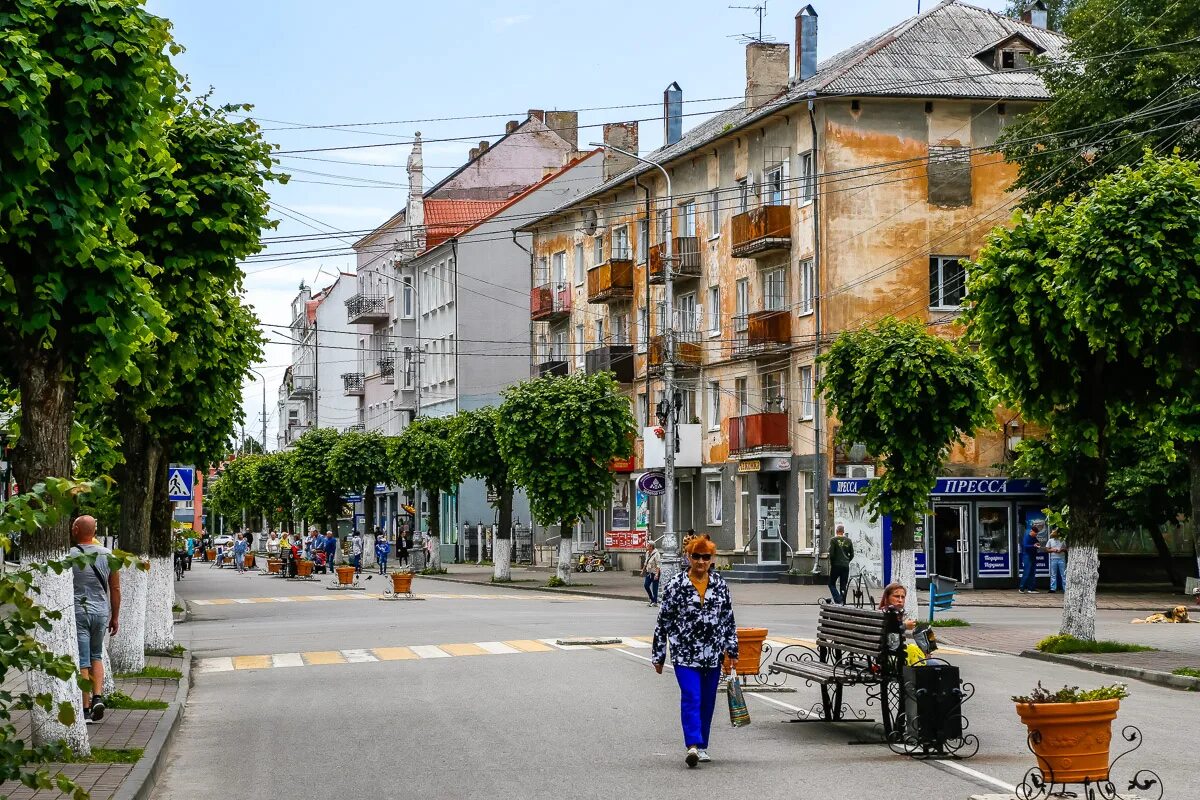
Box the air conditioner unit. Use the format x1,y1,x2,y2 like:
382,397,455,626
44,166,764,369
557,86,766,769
847,465,875,479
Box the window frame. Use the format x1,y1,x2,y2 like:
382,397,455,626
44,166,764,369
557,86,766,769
680,200,697,238
736,177,749,213
799,150,815,205
706,478,723,525
798,258,815,316
929,255,967,310
707,286,721,337
799,365,814,420
708,189,720,238
763,267,787,311
612,224,631,260
574,243,585,286
706,380,721,431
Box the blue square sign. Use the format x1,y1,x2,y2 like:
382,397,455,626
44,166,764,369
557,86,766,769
167,467,195,501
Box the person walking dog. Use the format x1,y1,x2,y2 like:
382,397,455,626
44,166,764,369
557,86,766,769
651,534,738,768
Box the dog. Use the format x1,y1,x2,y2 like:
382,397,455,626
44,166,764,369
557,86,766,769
1131,605,1192,624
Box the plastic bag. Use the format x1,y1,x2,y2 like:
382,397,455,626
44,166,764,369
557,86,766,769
727,671,751,727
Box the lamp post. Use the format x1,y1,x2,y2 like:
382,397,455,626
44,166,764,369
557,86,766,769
248,368,267,453
588,142,680,583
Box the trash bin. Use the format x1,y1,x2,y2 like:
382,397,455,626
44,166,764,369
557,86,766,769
903,663,963,745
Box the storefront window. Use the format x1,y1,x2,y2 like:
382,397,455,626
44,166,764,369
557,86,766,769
976,504,1012,578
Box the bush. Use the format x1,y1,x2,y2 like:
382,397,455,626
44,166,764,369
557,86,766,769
545,576,566,588
1012,681,1128,704
930,617,970,627
418,567,448,575
1036,634,1156,654
1171,667,1200,679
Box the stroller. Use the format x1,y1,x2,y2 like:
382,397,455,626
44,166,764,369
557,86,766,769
312,549,329,575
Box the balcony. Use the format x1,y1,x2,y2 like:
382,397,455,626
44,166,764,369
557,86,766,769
585,344,634,383
378,356,395,385
346,293,388,324
536,359,569,377
288,374,314,400
732,310,791,358
342,372,365,396
530,282,572,322
731,205,791,258
728,412,790,455
586,258,634,303
648,237,702,285
648,330,702,373
344,423,365,433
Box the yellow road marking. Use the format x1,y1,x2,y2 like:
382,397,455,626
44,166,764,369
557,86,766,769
231,655,271,670
439,643,488,657
372,647,418,661
302,651,347,665
503,639,553,653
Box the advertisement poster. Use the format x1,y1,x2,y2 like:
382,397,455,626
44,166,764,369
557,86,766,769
978,551,1011,577
611,479,632,531
1021,507,1050,577
833,496,884,584
635,490,649,531
913,520,927,578
604,530,647,550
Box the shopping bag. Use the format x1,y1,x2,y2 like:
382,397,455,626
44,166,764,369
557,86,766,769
727,671,751,727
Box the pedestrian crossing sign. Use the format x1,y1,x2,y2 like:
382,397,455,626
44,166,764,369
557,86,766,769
167,467,195,501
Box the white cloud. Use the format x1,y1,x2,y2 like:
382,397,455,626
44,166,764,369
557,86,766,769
494,14,531,30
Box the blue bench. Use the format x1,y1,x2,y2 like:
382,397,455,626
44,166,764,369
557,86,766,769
928,574,957,622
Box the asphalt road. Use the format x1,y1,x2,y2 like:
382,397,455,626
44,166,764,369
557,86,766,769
153,566,1196,800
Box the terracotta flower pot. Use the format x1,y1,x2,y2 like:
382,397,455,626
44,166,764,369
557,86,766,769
267,558,281,574
206,549,216,561
1015,699,1120,783
391,572,413,594
335,565,356,585
244,553,255,569
297,559,313,577
728,627,768,675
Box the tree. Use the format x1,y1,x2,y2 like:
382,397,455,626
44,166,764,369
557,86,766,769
329,431,393,540
1004,0,1073,30
496,374,634,584
288,428,345,534
454,408,517,580
252,451,299,532
1000,0,1200,207
0,0,178,753
391,417,459,570
818,317,990,616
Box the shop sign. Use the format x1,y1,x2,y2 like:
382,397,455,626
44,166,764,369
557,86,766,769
738,459,762,473
604,530,647,550
914,551,927,578
832,477,1045,496
978,551,1011,576
610,455,636,473
636,472,666,496
762,457,791,472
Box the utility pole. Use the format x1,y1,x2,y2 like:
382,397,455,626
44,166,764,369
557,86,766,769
313,320,319,429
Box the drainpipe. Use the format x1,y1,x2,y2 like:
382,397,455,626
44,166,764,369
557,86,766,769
808,92,827,576
513,230,535,379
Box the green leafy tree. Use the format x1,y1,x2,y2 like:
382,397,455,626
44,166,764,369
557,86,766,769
454,408,517,577
251,451,298,531
392,417,459,570
329,431,393,537
818,317,989,613
1000,0,1200,207
496,374,634,584
288,428,345,534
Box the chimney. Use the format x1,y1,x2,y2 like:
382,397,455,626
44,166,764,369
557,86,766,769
478,140,490,155
527,108,546,123
545,110,579,150
602,121,639,181
745,42,790,108
796,5,818,81
1021,0,1048,29
663,82,683,146
505,120,520,134
468,147,479,160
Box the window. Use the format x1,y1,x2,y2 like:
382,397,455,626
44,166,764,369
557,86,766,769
763,267,786,311
677,292,697,333
612,225,630,260
707,286,721,335
735,377,749,417
735,278,749,317
708,189,720,235
401,276,414,318
637,218,649,264
593,234,604,264
762,370,786,412
929,255,967,309
551,330,567,362
575,324,585,367
799,151,815,204
638,391,649,428
552,251,567,287
658,208,670,245
706,381,721,430
999,48,1032,70
637,306,649,353
736,177,749,213
802,472,814,551
593,319,604,346
707,479,723,525
799,258,815,315
613,312,630,345
799,365,814,420
764,164,785,205
574,244,585,285
680,200,697,237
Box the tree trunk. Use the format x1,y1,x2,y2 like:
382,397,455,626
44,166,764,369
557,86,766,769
1187,443,1200,580
427,489,441,570
1060,461,1106,641
145,462,174,652
556,521,573,584
888,519,919,618
101,643,116,696
14,348,89,754
109,561,147,674
1145,516,1183,587
493,487,513,581
113,416,159,668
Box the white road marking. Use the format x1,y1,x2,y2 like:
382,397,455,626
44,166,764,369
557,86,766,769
620,638,652,649
411,645,451,659
475,641,520,655
195,657,234,673
340,649,378,663
233,599,253,604
271,653,304,668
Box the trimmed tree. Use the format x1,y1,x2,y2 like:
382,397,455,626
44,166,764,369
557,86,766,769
454,408,517,580
496,373,634,585
391,417,459,571
287,428,345,534
252,451,299,533
329,430,393,559
818,317,989,617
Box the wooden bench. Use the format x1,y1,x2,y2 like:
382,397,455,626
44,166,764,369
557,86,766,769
768,604,906,733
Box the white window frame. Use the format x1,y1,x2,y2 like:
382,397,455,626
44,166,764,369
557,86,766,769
637,306,649,353
593,318,604,347
708,189,720,238
799,150,815,205
763,267,786,311
677,292,698,334
799,258,815,316
593,234,604,264
734,377,749,417
736,177,749,213
762,370,786,412
552,250,567,287
706,380,721,431
930,255,967,310
574,243,585,286
764,164,786,206
637,218,649,264
575,324,586,368
401,276,415,319
707,286,721,337
612,225,630,260
799,365,814,420
680,200,697,238
706,478,723,525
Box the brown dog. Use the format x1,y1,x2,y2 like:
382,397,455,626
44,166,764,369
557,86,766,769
1131,605,1192,624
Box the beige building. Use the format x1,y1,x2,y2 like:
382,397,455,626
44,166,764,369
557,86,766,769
522,1,1065,582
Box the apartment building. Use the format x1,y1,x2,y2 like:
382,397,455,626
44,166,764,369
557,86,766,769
522,0,1065,585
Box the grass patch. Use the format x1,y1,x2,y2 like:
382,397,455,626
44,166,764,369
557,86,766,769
418,567,448,575
145,644,185,657
1171,667,1200,679
172,603,183,613
1036,634,1157,655
105,691,168,711
56,748,144,764
116,665,182,680
930,617,971,628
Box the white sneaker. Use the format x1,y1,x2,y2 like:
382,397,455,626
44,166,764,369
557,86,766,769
685,747,699,768
1026,590,1040,594
697,749,712,763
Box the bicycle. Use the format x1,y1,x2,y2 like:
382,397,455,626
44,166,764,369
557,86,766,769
173,551,186,581
818,569,877,608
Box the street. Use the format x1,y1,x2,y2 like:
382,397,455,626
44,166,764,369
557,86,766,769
153,569,1197,800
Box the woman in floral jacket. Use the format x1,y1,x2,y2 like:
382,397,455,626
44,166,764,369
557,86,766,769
652,534,739,768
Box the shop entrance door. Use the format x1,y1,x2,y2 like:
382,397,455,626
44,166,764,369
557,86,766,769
757,495,782,564
931,503,970,585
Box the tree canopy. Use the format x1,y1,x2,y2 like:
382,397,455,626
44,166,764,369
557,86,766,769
287,428,345,530
329,430,393,533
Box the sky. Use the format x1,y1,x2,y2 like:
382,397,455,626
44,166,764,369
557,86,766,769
147,0,1011,447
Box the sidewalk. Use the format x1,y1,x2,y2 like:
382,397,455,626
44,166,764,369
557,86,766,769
0,653,189,800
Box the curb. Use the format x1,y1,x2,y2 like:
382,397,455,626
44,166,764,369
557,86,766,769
1019,649,1200,692
417,573,645,603
112,653,191,800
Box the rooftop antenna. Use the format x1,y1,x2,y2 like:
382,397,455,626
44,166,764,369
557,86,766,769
729,1,775,43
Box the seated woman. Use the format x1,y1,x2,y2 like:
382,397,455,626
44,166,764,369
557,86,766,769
877,582,932,666
214,545,228,567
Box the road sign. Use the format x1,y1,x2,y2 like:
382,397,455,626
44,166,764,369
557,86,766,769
636,472,666,497
167,467,194,501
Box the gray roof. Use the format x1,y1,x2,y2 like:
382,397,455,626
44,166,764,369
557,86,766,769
527,0,1066,224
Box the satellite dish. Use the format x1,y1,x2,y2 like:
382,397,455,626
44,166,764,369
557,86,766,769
581,207,599,236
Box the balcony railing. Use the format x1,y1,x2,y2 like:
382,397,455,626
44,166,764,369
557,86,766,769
648,329,702,372
586,258,634,303
728,412,790,455
585,344,634,383
378,356,395,385
731,310,791,358
346,293,388,324
287,374,315,399
344,423,365,433
648,237,702,285
342,372,365,396
731,205,791,258
530,282,572,322
536,359,569,377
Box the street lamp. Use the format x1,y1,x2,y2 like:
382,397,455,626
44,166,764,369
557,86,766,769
588,142,681,583
248,368,267,453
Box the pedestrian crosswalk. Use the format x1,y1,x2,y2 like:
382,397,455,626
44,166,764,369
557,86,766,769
188,591,585,606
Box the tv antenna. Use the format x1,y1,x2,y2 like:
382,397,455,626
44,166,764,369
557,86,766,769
729,1,775,43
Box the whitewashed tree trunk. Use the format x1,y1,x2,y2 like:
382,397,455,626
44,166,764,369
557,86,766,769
427,536,442,570
144,556,174,652
1060,544,1099,640
24,564,90,756
891,548,918,619
556,538,573,584
110,560,148,674
101,643,116,696
493,538,511,581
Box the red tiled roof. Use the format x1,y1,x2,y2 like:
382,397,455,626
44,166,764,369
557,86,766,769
424,199,507,249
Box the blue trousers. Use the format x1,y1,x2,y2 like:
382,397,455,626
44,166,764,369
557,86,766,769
1049,558,1066,591
1020,552,1036,591
644,574,659,603
673,665,721,749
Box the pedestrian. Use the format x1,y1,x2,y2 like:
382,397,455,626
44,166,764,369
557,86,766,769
350,530,364,574
827,523,854,605
397,533,410,567
1046,526,1067,593
70,515,121,723
233,533,248,574
1020,522,1042,594
185,533,195,571
375,535,390,575
267,531,279,556
642,541,661,606
651,534,738,768
244,529,254,553
324,530,338,569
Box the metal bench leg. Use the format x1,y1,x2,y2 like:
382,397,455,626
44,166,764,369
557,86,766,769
832,683,845,720
819,685,834,720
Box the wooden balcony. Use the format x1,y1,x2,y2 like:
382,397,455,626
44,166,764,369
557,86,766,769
648,332,702,372
586,258,634,303
648,237,702,285
585,345,634,383
530,283,572,322
728,412,790,455
731,205,791,258
731,310,791,358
